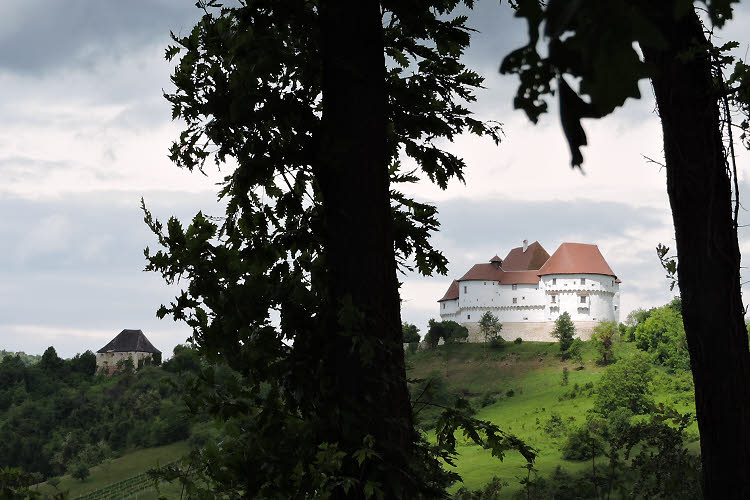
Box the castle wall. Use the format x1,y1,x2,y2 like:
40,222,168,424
96,351,154,374
439,273,620,340
463,320,600,343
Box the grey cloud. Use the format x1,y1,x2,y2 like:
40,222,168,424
0,1,201,75
0,190,222,357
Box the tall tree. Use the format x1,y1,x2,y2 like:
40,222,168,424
502,0,750,495
143,0,521,496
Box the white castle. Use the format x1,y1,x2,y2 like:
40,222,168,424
438,240,621,342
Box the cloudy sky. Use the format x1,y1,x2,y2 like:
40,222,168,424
2,1,750,357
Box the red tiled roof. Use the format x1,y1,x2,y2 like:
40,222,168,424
490,255,502,263
438,280,460,301
502,241,550,270
456,264,540,284
458,263,504,281
538,242,616,277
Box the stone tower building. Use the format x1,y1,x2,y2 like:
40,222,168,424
96,329,161,374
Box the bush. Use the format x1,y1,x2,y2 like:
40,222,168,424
71,463,90,482
543,412,567,438
594,352,654,416
402,322,420,343
406,342,419,355
561,367,569,386
514,337,523,344
634,303,689,371
505,389,515,398
561,425,604,461
552,312,576,357
488,336,505,349
425,319,469,348
477,392,497,408
479,311,503,345
453,476,507,499
591,321,618,364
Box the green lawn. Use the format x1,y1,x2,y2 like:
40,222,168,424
407,341,699,496
34,441,190,499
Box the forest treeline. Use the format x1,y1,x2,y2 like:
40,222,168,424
0,345,205,482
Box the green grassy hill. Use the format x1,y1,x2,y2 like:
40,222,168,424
34,441,189,499
406,340,698,496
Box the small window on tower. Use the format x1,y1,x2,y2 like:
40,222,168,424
580,296,587,304
512,284,517,290
551,295,556,303
464,286,467,293
442,303,445,309
467,314,471,320
581,278,586,285
512,298,517,304
552,278,557,285
484,282,486,285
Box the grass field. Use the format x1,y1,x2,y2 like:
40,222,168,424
406,340,698,496
34,441,189,499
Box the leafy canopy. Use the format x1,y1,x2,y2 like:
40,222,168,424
143,0,530,496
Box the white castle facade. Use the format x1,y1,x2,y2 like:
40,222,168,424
438,240,621,342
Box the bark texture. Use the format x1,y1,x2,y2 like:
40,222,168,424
316,0,415,496
642,8,750,498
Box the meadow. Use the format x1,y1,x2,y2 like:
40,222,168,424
406,340,698,497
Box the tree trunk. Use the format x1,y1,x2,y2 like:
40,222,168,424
642,8,750,498
315,0,415,496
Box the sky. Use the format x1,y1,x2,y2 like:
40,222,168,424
2,1,750,358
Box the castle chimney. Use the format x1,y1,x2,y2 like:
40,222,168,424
523,239,529,252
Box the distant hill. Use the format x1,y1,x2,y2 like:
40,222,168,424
0,349,41,365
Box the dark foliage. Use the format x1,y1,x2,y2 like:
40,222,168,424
0,346,199,479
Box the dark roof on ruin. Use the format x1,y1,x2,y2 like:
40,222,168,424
97,329,161,354
502,241,550,271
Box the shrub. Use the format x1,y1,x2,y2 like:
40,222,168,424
594,352,654,416
477,392,497,408
561,425,605,461
561,367,569,386
402,322,420,343
514,337,523,344
425,319,469,347
71,463,90,482
543,412,567,438
489,336,505,349
505,389,515,398
591,321,618,364
479,311,503,346
551,312,576,358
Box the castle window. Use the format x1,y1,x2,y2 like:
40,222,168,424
442,303,445,309
512,284,517,290
467,314,471,320
580,296,587,304
551,295,556,303
512,298,517,304
614,306,618,311
552,278,556,285
522,296,525,300
464,286,467,293
484,282,486,285
581,278,586,285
